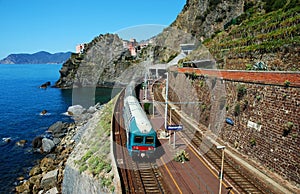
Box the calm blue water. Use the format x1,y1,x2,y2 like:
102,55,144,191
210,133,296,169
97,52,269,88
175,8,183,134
0,64,119,193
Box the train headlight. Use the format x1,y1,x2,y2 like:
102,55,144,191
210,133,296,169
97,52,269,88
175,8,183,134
148,147,154,150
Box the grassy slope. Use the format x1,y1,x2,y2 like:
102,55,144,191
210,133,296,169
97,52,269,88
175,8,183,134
72,97,117,192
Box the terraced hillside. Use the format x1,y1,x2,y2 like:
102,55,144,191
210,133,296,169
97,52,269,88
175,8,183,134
203,1,300,71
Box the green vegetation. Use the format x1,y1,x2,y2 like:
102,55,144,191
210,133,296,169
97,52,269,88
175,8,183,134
79,165,88,173
165,53,179,63
174,150,190,163
283,121,294,136
198,80,205,87
263,0,300,12
204,1,300,70
241,100,248,111
74,97,117,192
201,104,207,112
245,64,252,70
81,151,93,163
237,84,247,100
249,138,256,147
234,103,241,116
144,102,151,114
283,93,288,99
284,80,291,87
256,95,262,101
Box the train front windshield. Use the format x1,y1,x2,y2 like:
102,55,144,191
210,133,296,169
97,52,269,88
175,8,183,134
134,136,143,143
133,136,154,144
145,136,154,144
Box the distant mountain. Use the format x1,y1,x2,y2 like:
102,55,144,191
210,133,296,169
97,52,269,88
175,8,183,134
0,51,72,64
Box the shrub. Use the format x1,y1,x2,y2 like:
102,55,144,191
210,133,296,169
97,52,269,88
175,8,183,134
283,121,294,136
245,64,252,70
174,150,190,163
249,138,256,147
79,165,88,173
100,177,112,187
201,104,207,112
198,80,205,87
263,0,288,12
144,103,151,114
234,103,241,116
284,80,290,87
256,95,261,101
237,84,247,100
241,100,248,111
81,150,93,163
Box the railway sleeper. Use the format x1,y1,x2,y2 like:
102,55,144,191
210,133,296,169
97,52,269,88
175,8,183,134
145,189,161,193
143,183,159,187
142,179,156,183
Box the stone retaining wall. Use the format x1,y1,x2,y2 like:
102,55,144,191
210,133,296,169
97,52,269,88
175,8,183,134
169,69,300,188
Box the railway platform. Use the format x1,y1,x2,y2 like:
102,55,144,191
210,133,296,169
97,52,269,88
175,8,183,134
146,111,232,193
138,84,231,193
137,80,297,194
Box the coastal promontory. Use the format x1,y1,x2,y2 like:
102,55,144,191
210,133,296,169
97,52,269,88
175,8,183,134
0,51,72,64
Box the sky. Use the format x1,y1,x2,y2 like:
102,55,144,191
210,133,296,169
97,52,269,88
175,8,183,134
0,0,186,59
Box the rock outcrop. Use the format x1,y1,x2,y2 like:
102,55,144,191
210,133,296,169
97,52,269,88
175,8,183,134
170,0,244,39
62,98,119,194
15,102,118,193
15,121,76,193
55,34,135,89
54,1,247,89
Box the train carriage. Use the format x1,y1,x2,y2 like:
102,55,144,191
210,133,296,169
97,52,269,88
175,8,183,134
123,95,157,158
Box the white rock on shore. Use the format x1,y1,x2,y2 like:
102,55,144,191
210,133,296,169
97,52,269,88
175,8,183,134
42,138,55,153
67,105,86,116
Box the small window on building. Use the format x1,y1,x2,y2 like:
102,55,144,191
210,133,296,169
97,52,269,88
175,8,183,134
145,136,154,144
134,136,143,143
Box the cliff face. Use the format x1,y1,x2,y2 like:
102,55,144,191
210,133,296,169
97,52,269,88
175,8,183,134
150,0,245,64
171,0,244,39
55,1,246,88
55,34,130,88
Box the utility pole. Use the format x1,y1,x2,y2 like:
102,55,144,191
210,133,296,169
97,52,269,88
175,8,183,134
217,145,226,194
164,72,169,137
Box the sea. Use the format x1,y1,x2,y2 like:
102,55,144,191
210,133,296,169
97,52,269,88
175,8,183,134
0,64,120,193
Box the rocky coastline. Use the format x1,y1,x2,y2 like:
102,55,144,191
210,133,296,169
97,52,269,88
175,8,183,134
15,103,103,194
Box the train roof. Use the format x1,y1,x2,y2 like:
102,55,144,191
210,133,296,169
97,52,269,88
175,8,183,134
125,96,153,134
130,117,156,135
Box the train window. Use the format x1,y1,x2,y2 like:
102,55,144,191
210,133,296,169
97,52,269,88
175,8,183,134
145,136,154,144
134,136,143,143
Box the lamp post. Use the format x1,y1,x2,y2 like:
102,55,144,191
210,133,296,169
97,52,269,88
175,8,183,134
217,145,226,194
164,72,169,136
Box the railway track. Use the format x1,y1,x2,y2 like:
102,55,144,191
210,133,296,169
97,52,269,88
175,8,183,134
153,81,276,194
131,162,166,193
113,89,170,193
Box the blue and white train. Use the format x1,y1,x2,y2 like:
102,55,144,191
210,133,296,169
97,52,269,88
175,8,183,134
123,81,157,158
